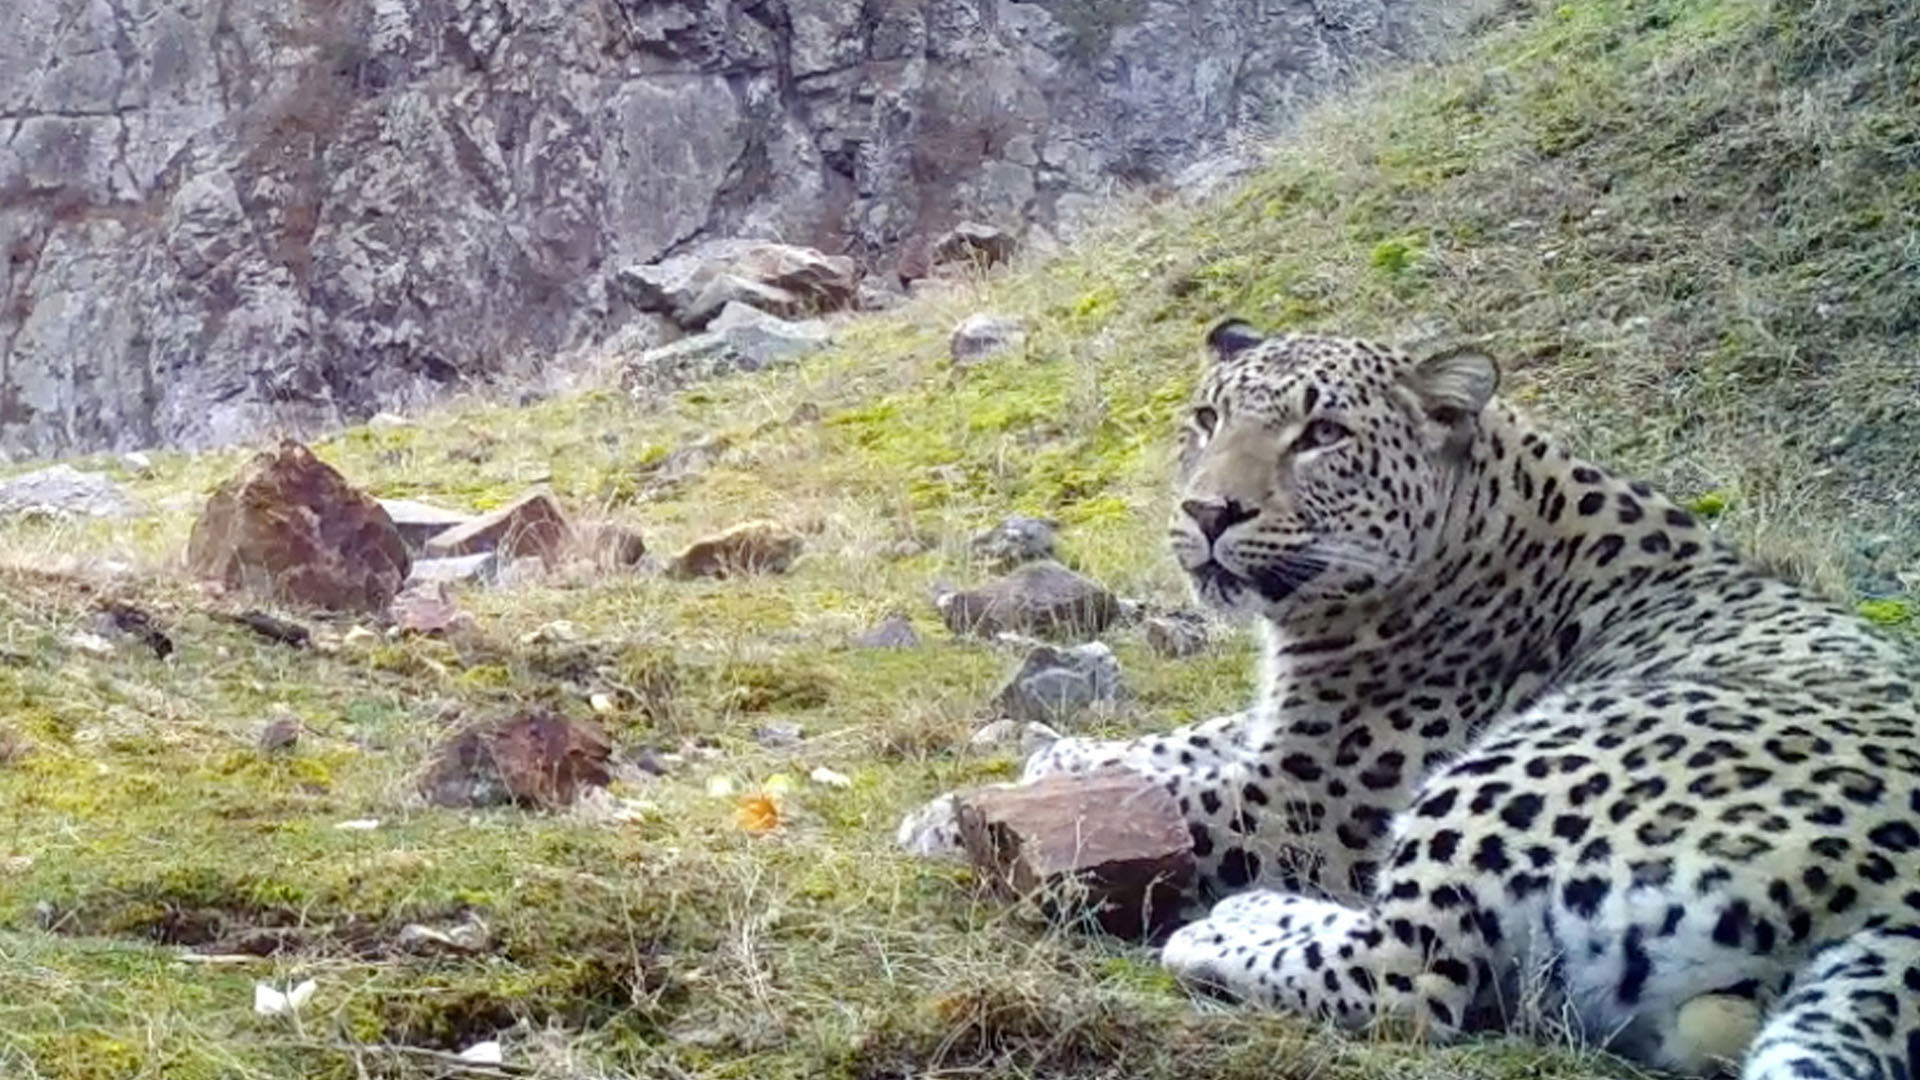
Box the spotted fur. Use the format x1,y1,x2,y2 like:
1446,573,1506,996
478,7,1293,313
915,322,1920,1079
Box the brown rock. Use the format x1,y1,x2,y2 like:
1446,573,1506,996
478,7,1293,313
423,490,572,564
938,560,1118,641
730,244,858,314
257,714,303,753
594,524,648,569
895,233,934,284
185,440,411,613
933,221,1018,269
418,710,613,810
666,520,804,580
955,770,1194,940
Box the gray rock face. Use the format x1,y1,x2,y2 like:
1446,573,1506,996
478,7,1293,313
0,465,138,518
0,0,1429,459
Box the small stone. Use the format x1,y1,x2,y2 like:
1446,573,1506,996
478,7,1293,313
0,464,139,519
1143,611,1213,658
343,625,380,647
882,537,930,561
186,441,410,614
629,745,673,776
406,552,500,587
257,713,303,753
755,721,806,749
121,451,155,478
932,221,1017,269
92,600,173,658
379,498,477,554
397,917,490,955
854,612,920,649
971,515,1058,570
65,630,116,656
949,313,1028,365
993,641,1126,725
667,520,804,580
390,581,471,636
424,490,572,564
418,709,613,810
970,719,1063,757
939,560,1119,641
856,276,906,312
594,524,648,569
225,610,312,648
954,770,1194,940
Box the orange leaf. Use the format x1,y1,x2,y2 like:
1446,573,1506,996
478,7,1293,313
736,793,781,834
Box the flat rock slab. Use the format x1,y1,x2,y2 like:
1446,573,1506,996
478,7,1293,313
955,771,1194,940
379,498,476,553
424,490,571,563
0,464,140,518
938,560,1118,641
406,552,499,587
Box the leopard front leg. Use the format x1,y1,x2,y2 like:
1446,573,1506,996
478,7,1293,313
1161,888,1484,1042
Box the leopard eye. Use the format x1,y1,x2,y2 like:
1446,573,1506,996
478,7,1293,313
1295,419,1349,451
1192,406,1220,437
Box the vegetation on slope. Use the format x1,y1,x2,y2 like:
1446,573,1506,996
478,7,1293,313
0,0,1915,1076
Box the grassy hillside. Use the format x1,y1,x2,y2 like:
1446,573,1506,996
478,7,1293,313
1,0,1916,1077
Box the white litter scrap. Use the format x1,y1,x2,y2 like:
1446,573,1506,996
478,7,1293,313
808,766,852,789
253,978,317,1016
334,818,381,831
456,1039,504,1064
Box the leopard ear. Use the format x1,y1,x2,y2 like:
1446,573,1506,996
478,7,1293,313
1407,346,1499,427
1205,317,1264,363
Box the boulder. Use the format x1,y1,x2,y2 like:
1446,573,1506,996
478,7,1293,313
933,221,1017,268
954,770,1194,940
729,244,859,313
994,641,1126,725
423,491,572,564
1144,610,1213,658
0,465,138,519
707,302,832,363
971,515,1058,570
619,241,859,329
950,313,1028,364
418,710,613,810
185,441,410,614
682,274,806,327
854,612,921,649
666,520,805,580
936,560,1118,641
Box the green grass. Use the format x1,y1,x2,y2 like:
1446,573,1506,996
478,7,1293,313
0,0,1916,1075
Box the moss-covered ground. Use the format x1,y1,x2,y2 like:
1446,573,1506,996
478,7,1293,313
1,0,1916,1075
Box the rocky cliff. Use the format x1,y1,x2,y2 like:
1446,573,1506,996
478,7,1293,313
0,0,1429,459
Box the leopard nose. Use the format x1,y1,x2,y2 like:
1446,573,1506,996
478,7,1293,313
1181,498,1258,542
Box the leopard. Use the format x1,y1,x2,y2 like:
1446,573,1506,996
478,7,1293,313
899,319,1920,1080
